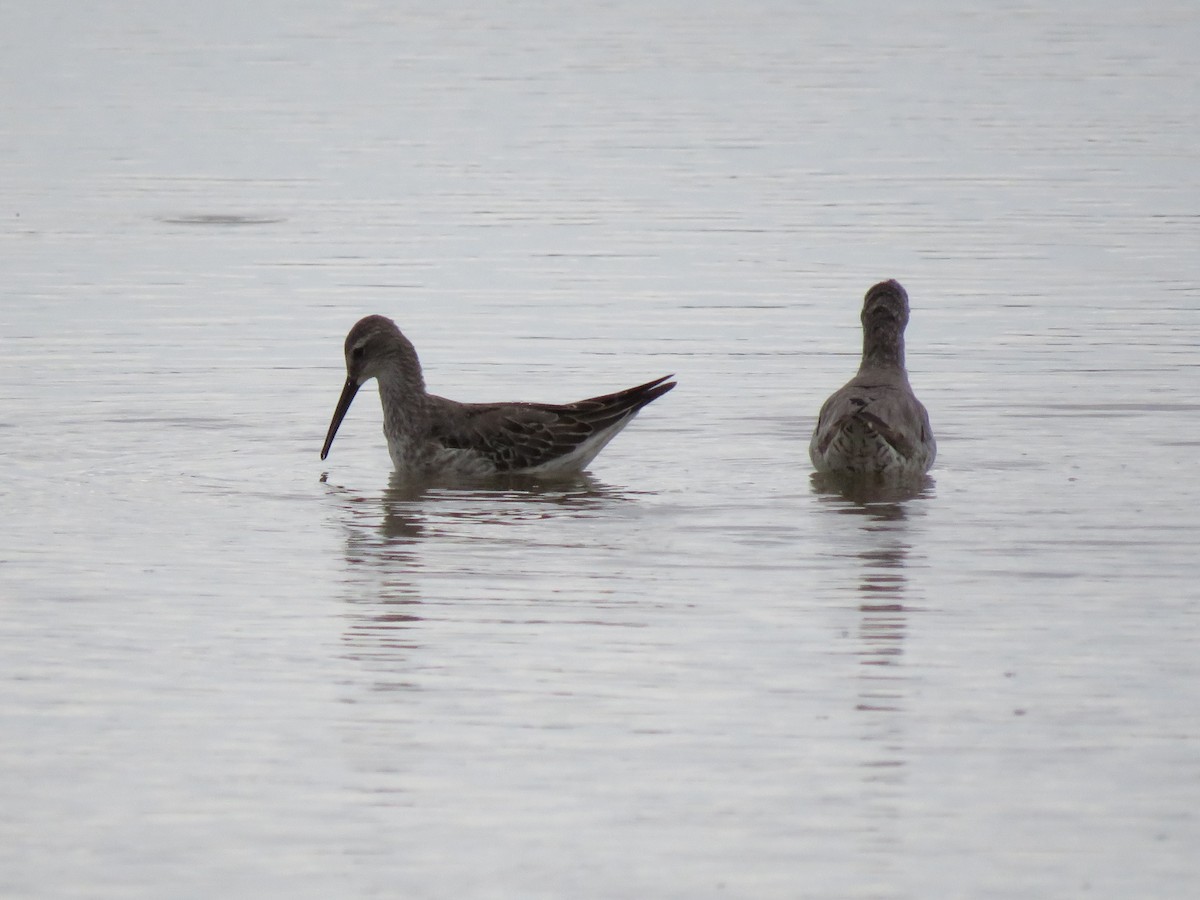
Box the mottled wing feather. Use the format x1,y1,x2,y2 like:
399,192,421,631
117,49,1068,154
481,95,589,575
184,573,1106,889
813,378,934,470
434,405,588,470
855,410,915,459
432,375,675,472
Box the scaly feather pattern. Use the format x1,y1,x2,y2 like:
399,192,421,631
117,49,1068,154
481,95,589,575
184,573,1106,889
809,280,936,478
321,315,675,478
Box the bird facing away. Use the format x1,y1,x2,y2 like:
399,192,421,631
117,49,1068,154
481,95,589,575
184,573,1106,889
320,315,676,478
809,280,936,478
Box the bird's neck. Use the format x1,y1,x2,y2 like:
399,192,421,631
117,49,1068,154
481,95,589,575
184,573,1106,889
861,326,906,372
376,363,428,435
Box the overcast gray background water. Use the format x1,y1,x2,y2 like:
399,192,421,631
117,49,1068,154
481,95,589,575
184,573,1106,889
2,2,1199,898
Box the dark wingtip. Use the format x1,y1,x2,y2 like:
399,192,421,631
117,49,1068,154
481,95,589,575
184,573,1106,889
630,375,676,412
655,374,677,392
639,373,676,390
638,374,676,400
570,374,677,421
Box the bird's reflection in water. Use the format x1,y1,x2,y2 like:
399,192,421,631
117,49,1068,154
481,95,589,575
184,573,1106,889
321,474,425,676
322,470,637,677
811,472,934,855
810,471,935,509
812,471,933,723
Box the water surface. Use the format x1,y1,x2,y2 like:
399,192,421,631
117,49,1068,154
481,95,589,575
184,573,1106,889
2,2,1198,897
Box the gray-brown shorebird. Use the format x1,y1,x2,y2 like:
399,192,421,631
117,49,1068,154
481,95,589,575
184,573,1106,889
809,280,935,477
321,315,675,477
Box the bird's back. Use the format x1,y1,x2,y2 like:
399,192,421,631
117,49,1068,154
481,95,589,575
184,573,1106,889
422,376,676,476
809,369,935,477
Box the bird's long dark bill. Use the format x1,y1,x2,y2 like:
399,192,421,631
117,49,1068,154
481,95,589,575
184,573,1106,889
320,377,361,460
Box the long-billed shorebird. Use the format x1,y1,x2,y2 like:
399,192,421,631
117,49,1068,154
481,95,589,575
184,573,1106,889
320,315,675,478
809,280,936,478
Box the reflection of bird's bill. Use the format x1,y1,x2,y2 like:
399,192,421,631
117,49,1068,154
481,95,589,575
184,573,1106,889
321,377,361,460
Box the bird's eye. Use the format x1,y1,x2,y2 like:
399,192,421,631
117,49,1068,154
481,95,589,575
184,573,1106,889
351,345,365,360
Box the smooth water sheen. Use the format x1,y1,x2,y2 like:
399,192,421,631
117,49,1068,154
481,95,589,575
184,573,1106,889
2,2,1198,897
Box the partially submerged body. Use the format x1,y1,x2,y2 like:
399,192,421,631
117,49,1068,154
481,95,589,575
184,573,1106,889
321,315,675,479
809,280,935,479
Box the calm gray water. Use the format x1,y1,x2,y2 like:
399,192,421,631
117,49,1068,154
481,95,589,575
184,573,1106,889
3,2,1199,897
